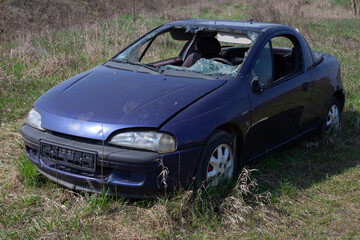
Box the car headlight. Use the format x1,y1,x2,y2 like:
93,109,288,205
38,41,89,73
26,108,45,131
108,131,176,154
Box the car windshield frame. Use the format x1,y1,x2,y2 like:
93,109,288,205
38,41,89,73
109,24,261,79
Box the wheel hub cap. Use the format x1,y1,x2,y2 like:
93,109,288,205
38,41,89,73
326,104,340,131
206,143,234,185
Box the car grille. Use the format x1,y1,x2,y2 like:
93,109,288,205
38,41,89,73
40,141,97,173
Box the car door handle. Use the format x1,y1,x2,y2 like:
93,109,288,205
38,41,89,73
302,82,309,91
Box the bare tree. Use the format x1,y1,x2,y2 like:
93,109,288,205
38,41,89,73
352,0,357,15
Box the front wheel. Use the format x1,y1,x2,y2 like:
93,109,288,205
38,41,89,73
195,130,237,188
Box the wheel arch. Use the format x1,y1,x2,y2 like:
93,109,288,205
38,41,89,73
215,123,245,166
333,90,345,112
192,123,244,188
192,122,245,179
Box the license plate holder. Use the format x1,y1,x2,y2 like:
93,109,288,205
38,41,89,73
40,141,97,173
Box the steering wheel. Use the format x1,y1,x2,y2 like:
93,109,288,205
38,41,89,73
284,51,293,58
212,57,233,65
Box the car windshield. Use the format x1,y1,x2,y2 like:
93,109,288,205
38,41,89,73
112,25,259,78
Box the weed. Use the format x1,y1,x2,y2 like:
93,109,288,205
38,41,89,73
271,180,298,203
83,189,112,212
219,167,271,224
15,153,43,188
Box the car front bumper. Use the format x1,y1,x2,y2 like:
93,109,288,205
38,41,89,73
21,124,202,198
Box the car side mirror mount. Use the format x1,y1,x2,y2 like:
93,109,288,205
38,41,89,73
251,77,263,94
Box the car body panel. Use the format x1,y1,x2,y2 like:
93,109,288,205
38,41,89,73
244,72,312,158
21,124,202,197
35,65,226,140
161,75,251,151
302,53,343,130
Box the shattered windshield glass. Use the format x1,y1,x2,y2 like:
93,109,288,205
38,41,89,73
161,59,242,77
113,25,259,78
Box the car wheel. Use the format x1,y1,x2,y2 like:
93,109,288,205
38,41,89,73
196,130,237,188
323,97,341,134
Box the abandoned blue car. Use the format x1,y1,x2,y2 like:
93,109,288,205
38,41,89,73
21,19,344,197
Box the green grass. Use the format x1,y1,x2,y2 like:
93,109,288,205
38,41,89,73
198,2,249,20
0,1,360,239
330,0,352,7
15,153,43,188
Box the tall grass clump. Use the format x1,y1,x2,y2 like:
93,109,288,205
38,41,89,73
15,153,42,188
125,167,269,238
151,167,270,234
246,0,306,25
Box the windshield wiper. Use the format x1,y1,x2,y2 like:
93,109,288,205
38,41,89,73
111,58,160,73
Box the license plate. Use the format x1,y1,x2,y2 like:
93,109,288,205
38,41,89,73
40,141,97,172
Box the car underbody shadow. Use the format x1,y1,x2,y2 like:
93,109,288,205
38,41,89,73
247,108,360,200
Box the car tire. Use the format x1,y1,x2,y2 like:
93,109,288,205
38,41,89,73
195,130,237,188
322,97,341,134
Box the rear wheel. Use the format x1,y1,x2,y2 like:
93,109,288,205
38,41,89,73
323,97,341,134
196,130,237,188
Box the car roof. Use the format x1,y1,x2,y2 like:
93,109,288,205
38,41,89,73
165,19,288,32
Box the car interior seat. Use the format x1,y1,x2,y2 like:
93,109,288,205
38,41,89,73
182,37,221,67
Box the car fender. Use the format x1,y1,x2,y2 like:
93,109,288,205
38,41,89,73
160,76,251,151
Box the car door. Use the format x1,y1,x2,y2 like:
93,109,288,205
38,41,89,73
244,35,312,160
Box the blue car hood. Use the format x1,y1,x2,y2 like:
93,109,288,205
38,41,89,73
35,65,226,140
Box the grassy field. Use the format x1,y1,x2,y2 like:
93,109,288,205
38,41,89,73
1,0,360,239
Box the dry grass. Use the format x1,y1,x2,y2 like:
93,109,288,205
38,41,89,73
0,0,233,42
246,0,356,24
